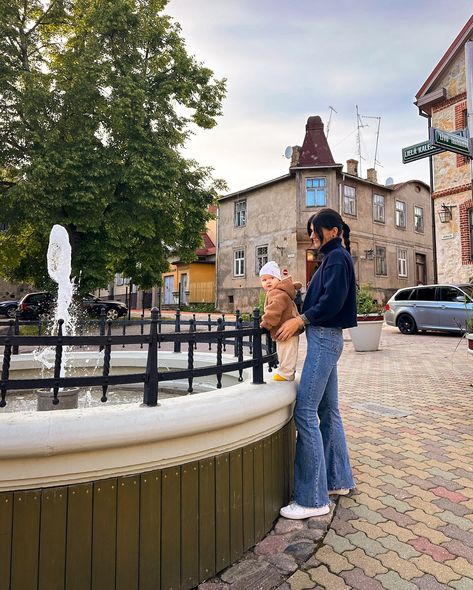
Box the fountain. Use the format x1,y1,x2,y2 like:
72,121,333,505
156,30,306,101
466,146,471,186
0,225,296,590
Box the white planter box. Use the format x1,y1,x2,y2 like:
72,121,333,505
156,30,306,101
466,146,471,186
467,333,473,356
349,319,384,352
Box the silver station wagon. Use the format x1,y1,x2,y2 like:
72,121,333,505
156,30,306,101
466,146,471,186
385,284,473,334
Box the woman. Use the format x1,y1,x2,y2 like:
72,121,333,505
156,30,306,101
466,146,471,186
276,208,356,519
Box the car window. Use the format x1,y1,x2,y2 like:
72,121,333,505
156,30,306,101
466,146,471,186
458,285,473,301
28,294,46,303
394,288,414,301
438,286,464,303
412,287,436,301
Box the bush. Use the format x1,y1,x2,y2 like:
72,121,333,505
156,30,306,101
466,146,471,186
356,284,383,316
181,303,216,313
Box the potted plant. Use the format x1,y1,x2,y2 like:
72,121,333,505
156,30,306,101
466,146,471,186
348,284,384,352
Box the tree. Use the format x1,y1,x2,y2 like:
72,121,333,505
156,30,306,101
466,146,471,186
0,0,226,292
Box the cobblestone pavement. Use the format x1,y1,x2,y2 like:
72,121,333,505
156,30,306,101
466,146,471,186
199,325,473,590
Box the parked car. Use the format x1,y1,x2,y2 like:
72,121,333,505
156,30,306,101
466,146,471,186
385,284,473,334
0,299,18,319
17,291,128,321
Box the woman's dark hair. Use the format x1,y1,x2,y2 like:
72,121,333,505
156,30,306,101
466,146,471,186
307,208,351,253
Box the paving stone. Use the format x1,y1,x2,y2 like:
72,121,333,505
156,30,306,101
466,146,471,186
341,566,385,590
198,582,230,590
331,517,357,536
220,560,283,590
406,475,437,490
378,483,413,500
350,520,388,540
343,547,387,577
411,554,462,585
254,535,289,556
376,571,419,590
286,529,325,544
274,584,291,590
445,556,473,578
285,570,314,590
437,511,473,531
274,519,306,535
404,508,444,528
349,504,387,524
284,542,315,564
427,477,464,492
312,544,354,574
405,495,443,515
323,530,355,554
264,553,299,575
377,549,422,579
377,520,416,543
409,537,456,562
379,507,416,527
443,539,473,563
431,486,469,503
439,524,473,546
307,565,351,590
450,577,473,590
376,534,421,559
410,574,455,590
433,497,471,517
379,474,410,488
306,512,333,530
345,531,388,557
407,522,450,545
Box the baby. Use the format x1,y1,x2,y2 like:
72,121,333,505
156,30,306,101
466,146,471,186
259,261,301,381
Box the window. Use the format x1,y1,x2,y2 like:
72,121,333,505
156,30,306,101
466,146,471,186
0,223,7,231
395,200,406,228
394,288,415,301
233,249,245,277
375,246,387,275
373,194,385,223
438,286,464,303
115,273,124,286
234,200,246,227
255,245,268,274
397,248,408,277
414,206,424,232
412,286,435,301
306,177,326,207
343,186,356,216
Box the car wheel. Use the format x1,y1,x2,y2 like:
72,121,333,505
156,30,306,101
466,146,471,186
397,314,417,335
106,308,119,321
6,306,17,318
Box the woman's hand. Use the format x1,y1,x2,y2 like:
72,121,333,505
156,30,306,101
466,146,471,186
275,317,304,341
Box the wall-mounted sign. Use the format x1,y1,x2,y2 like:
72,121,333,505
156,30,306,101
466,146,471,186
402,140,444,163
441,233,454,240
429,127,471,158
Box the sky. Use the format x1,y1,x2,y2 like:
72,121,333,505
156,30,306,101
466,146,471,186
165,1,473,193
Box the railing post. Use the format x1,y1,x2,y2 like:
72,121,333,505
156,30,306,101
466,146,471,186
143,307,159,407
13,310,19,355
252,308,265,384
216,317,223,389
174,309,181,353
52,319,64,405
187,319,195,393
99,306,106,352
234,309,240,357
0,321,14,407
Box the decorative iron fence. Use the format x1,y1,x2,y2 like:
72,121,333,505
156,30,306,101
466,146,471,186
0,308,277,409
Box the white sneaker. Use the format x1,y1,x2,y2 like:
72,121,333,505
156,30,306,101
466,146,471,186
329,488,351,496
279,502,330,520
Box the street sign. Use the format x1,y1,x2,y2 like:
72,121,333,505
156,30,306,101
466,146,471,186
429,127,471,158
402,140,443,163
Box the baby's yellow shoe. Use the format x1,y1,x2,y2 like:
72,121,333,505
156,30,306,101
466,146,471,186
273,374,287,381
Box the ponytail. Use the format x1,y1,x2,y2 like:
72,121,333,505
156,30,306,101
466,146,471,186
342,222,351,254
307,208,351,252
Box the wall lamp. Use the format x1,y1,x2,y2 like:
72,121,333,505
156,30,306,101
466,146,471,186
438,203,453,223
364,249,374,261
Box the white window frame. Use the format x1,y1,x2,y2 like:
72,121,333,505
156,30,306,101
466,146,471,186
233,249,245,277
373,194,385,223
343,185,356,216
395,200,406,229
234,200,246,227
375,246,387,276
305,177,327,207
414,206,424,233
397,248,408,277
255,244,268,274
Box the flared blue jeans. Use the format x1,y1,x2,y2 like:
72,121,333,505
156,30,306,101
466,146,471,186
293,325,355,508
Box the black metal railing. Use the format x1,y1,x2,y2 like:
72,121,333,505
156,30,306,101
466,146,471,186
0,308,278,409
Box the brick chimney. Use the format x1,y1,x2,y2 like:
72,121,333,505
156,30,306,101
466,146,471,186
346,159,358,176
290,146,301,168
366,168,378,183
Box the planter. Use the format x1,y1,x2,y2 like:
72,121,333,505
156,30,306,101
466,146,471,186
467,333,473,354
349,315,384,352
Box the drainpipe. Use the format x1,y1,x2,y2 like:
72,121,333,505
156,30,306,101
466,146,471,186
418,108,438,283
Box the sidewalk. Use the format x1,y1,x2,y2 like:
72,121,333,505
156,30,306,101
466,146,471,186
200,325,473,589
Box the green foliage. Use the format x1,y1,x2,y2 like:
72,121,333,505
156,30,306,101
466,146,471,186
467,317,473,334
0,0,226,293
181,302,216,313
356,284,383,316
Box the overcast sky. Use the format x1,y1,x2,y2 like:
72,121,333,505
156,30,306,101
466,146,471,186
165,1,472,193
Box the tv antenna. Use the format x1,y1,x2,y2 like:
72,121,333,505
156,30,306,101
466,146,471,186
326,106,338,138
362,114,382,170
355,105,368,176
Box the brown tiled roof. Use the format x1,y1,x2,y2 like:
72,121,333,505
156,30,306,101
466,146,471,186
196,232,216,257
292,116,339,168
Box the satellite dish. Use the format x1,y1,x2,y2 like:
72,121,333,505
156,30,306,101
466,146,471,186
385,177,394,186
284,146,293,159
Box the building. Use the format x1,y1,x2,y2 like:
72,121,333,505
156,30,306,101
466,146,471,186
217,116,433,312
415,15,473,283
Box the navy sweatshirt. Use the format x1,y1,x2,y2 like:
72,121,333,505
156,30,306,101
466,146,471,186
302,237,357,328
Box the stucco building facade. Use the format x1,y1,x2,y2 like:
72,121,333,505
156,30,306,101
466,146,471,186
415,15,473,284
217,116,434,312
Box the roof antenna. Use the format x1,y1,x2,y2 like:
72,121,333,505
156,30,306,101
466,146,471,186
326,106,337,138
355,105,368,176
362,114,382,170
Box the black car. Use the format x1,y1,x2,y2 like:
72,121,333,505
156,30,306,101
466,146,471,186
0,299,18,319
17,291,128,321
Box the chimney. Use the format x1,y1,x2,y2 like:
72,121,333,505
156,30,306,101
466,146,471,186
290,146,301,168
366,168,377,183
346,159,358,176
